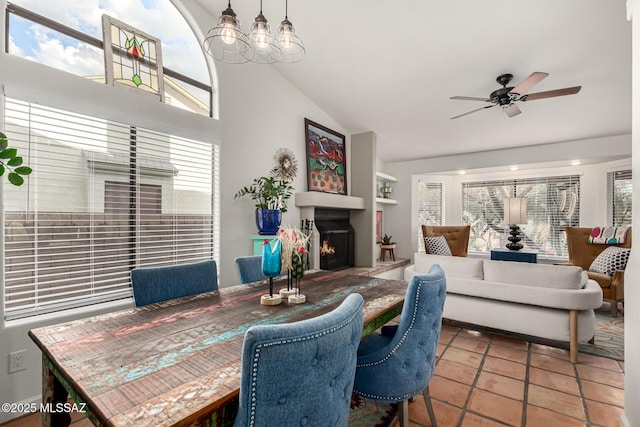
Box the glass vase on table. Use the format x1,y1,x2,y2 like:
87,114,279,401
261,239,282,305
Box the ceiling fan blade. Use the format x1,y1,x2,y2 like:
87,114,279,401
510,72,549,95
450,105,496,119
450,96,491,102
503,103,521,118
522,86,582,101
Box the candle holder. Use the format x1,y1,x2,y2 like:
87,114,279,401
261,239,282,305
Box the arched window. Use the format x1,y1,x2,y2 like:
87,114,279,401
6,0,214,117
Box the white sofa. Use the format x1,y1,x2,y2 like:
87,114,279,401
404,254,603,363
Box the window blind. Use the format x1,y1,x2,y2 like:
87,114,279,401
610,170,632,226
416,181,443,252
3,98,218,320
462,175,580,257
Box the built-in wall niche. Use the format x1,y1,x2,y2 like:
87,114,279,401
376,171,398,205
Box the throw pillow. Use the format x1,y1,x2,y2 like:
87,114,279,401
424,236,452,256
589,247,631,277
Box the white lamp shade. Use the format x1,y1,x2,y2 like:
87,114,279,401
503,197,528,224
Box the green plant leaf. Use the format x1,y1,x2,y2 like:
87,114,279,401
7,156,23,166
0,132,7,151
15,166,32,175
8,172,24,186
0,164,4,176
0,148,18,159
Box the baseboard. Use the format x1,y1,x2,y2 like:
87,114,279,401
0,394,41,425
620,414,631,427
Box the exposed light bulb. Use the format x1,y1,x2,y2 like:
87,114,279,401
255,30,269,50
221,24,236,45
280,31,292,49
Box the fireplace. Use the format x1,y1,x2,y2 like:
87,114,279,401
314,208,354,271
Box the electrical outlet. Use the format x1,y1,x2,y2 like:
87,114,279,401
8,350,26,374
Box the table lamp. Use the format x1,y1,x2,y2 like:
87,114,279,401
503,197,527,251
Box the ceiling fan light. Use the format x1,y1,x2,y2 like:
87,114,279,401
277,18,305,63
203,3,253,64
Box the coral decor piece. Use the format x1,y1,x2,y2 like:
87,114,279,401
277,225,310,300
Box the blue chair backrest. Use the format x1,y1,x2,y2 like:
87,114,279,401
234,293,365,427
234,255,266,284
130,260,218,307
354,264,446,401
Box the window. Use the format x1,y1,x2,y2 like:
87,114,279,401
6,2,212,116
462,175,580,257
609,170,632,226
3,98,219,321
416,180,443,252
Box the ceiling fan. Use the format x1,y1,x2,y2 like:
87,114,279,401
450,72,581,119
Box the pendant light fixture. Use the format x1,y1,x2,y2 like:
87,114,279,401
203,1,253,64
277,0,305,63
248,0,282,64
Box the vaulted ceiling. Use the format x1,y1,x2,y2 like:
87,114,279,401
196,0,631,163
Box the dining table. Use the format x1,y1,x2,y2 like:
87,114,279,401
28,270,407,427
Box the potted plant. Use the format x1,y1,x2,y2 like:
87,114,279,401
235,167,294,235
380,234,396,247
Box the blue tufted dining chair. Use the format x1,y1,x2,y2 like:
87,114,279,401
130,259,218,307
234,293,364,427
353,265,446,427
234,255,266,284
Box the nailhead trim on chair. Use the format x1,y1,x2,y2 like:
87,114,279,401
247,309,362,426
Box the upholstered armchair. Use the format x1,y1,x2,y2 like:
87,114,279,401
234,293,364,427
422,225,471,257
565,227,631,317
353,265,446,427
130,260,218,307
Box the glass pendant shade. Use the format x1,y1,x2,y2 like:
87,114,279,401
203,4,253,64
277,18,305,63
249,12,282,64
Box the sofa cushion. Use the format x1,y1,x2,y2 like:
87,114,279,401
588,246,631,277
482,260,586,290
423,236,452,256
413,254,483,279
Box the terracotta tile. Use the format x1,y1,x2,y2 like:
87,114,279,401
487,344,528,364
434,359,478,385
441,324,461,334
585,398,625,427
467,389,522,426
451,336,489,354
457,328,492,343
436,343,447,358
529,353,575,376
441,346,484,369
461,412,507,426
580,380,625,408
429,375,471,408
576,353,623,372
439,331,455,345
576,364,624,389
528,367,580,396
482,355,526,380
527,384,585,420
490,334,529,350
428,399,463,427
529,343,571,361
525,404,587,427
475,371,524,401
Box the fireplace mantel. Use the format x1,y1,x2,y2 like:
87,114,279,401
294,192,365,210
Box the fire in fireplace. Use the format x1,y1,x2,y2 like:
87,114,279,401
315,208,354,271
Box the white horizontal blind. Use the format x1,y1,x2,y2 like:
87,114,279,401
416,181,443,252
3,98,217,320
462,175,580,257
610,170,632,226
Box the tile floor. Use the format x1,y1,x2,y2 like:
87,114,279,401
1,322,625,427
404,323,625,427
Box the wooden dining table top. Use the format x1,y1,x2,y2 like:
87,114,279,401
29,270,407,427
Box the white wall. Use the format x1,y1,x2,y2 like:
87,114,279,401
384,135,632,260
623,2,639,426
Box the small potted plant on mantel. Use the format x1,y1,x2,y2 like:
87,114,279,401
234,167,294,235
